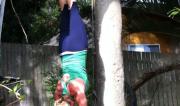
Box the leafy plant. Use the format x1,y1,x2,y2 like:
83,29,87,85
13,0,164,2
167,7,180,18
43,57,60,106
0,79,32,105
29,0,60,44
77,0,92,18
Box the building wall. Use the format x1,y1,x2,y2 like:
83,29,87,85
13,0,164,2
122,32,180,54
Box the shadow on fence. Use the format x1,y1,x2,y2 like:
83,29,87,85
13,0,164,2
0,43,58,106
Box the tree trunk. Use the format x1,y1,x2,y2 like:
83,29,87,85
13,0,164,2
94,0,124,106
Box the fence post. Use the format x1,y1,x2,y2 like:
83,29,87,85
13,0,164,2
0,0,6,76
0,0,6,42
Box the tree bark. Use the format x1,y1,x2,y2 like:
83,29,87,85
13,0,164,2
94,0,124,106
133,63,180,91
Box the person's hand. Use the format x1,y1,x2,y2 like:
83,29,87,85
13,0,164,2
54,99,69,106
54,95,75,106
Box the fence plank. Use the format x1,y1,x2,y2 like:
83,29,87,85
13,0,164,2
0,43,58,106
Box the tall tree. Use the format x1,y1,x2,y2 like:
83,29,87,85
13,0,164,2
94,0,124,106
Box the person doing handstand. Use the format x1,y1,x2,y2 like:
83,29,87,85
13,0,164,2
54,0,88,106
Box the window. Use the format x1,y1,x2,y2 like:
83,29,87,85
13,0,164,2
137,0,163,4
128,44,160,52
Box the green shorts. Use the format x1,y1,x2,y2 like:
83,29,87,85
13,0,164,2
59,51,89,95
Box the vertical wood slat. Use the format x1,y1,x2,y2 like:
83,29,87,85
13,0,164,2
0,43,58,106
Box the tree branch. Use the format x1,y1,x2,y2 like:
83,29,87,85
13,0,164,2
133,63,180,91
10,0,29,43
6,99,20,106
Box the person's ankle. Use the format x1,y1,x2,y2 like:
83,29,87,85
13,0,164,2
67,0,76,9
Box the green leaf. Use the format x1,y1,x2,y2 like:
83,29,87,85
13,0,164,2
27,80,32,84
168,7,180,18
2,80,10,84
171,11,179,16
13,84,19,92
19,95,25,101
8,90,14,94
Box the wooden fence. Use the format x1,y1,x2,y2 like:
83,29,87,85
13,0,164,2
0,43,58,106
0,43,180,106
124,51,180,106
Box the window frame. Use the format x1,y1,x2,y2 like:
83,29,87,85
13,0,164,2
127,44,161,52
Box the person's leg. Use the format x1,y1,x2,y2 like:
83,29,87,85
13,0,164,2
58,0,76,10
54,74,74,106
54,80,63,101
67,0,76,9
58,0,67,10
67,78,87,106
54,73,70,101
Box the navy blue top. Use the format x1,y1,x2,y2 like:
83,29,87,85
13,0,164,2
59,2,88,54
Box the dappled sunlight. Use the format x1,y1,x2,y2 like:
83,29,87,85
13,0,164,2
130,36,141,44
122,32,180,54
125,32,159,44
